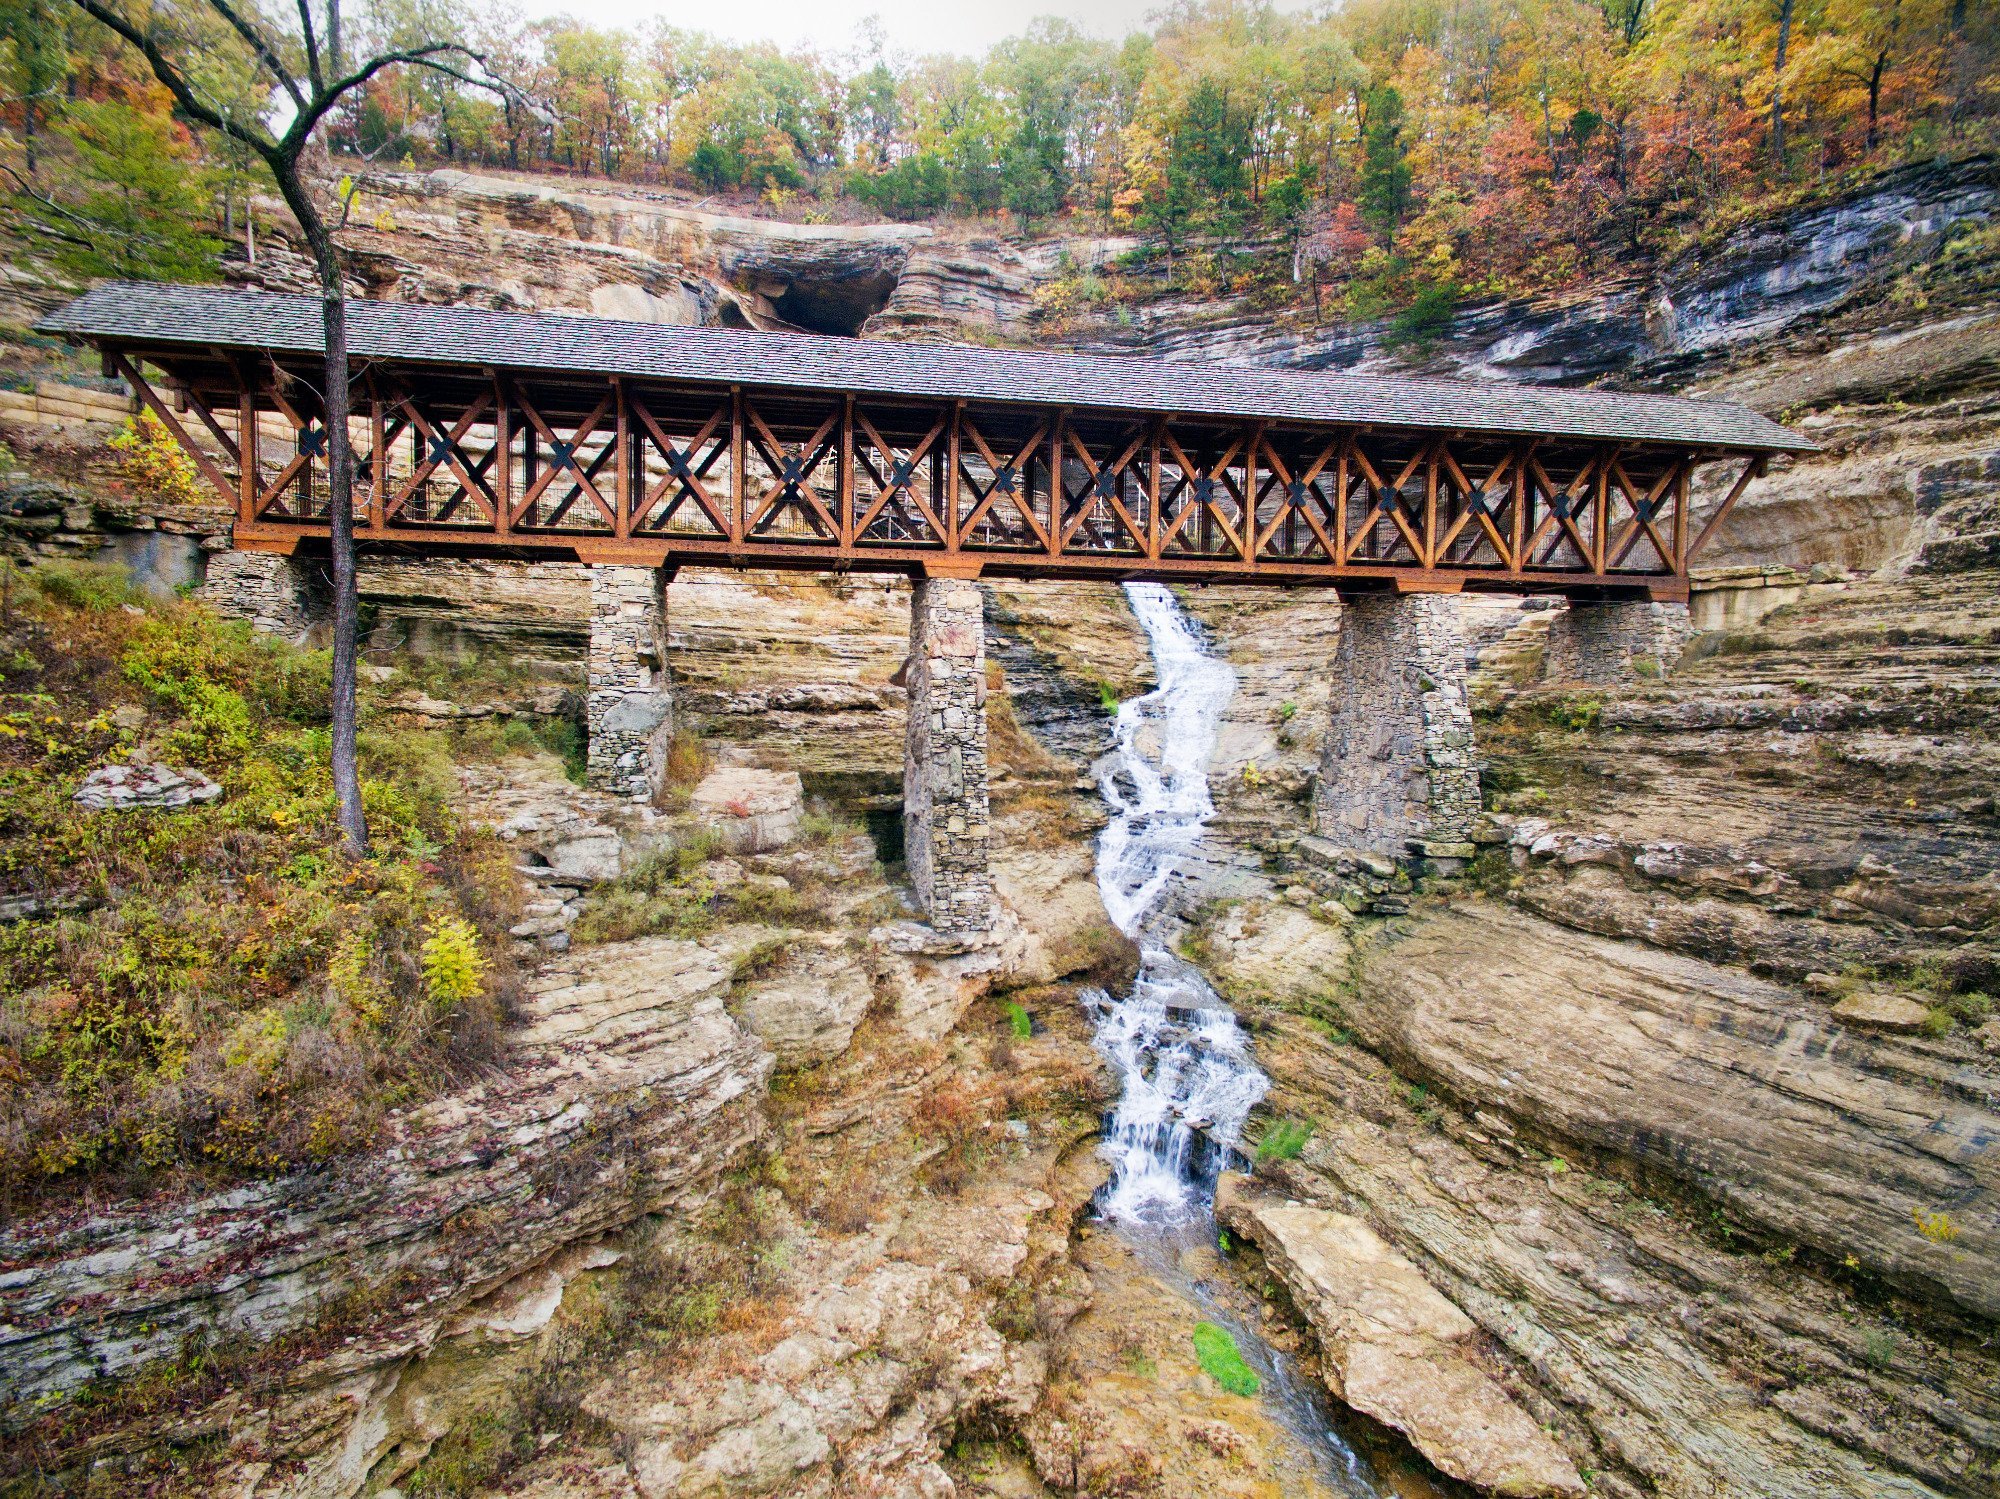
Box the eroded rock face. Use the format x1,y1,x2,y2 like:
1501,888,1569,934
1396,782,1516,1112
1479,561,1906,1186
732,935,874,1066
311,167,928,336
1175,546,2000,1497
1215,1176,1584,1499
0,931,775,1407
689,765,805,854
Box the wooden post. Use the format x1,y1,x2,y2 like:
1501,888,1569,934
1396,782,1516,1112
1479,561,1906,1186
613,376,630,540
839,395,855,546
237,376,256,526
1423,442,1440,568
1245,423,1262,567
1593,452,1611,575
494,378,512,535
1673,458,1690,572
1046,415,1064,558
946,400,963,551
369,390,386,532
1509,444,1528,572
730,387,746,544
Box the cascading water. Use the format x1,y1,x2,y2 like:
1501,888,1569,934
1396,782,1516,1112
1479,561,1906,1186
1084,582,1391,1498
1090,583,1267,1218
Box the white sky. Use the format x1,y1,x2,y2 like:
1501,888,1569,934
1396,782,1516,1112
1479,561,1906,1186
544,0,1177,59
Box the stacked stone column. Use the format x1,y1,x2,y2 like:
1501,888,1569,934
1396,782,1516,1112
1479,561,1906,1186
1543,599,1692,684
585,565,674,801
196,550,328,642
904,576,995,934
1312,593,1481,863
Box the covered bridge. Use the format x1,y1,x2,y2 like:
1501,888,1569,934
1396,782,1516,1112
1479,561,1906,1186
41,283,1812,934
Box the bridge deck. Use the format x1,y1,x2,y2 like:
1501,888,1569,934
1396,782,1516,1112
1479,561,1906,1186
41,284,1813,599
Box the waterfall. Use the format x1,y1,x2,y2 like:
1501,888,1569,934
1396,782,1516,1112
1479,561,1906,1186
1089,582,1269,1221
1083,582,1390,1498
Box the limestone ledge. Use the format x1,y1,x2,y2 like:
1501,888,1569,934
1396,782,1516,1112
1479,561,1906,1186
0,932,776,1407
1197,895,2000,1496
1214,1174,1585,1499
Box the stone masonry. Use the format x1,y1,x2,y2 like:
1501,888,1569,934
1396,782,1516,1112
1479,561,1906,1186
195,549,329,642
1543,599,1693,684
586,564,674,801
903,576,994,933
1312,593,1481,862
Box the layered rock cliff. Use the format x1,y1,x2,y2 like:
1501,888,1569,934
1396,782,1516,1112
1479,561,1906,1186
4,151,2000,1499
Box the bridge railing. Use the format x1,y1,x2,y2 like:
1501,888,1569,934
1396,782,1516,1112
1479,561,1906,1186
118,355,1765,596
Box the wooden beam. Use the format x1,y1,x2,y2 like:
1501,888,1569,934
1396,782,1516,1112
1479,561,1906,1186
110,353,235,508
1687,456,1764,562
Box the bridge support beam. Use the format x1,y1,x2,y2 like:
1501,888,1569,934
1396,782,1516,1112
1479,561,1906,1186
1313,593,1481,863
197,549,327,643
1544,600,1691,685
904,576,995,934
586,564,674,801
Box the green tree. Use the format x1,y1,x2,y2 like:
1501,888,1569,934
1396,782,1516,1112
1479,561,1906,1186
1000,130,1061,228
8,97,222,281
1358,85,1411,236
0,0,67,174
1137,77,1252,266
858,151,949,219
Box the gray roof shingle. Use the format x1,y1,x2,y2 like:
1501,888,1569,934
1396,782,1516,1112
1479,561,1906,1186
38,282,1812,453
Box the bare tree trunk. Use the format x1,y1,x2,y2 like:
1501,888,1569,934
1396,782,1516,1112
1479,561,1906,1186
1771,0,1795,166
1867,53,1886,149
277,170,368,857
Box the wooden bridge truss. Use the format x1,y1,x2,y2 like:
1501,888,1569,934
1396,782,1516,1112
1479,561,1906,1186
119,357,1769,601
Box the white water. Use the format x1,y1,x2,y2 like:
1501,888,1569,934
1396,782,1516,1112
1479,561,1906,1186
1089,583,1268,1220
1084,582,1391,1497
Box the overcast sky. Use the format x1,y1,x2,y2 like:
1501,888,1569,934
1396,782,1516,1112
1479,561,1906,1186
547,0,1185,58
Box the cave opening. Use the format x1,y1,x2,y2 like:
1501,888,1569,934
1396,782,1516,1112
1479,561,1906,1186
736,264,903,337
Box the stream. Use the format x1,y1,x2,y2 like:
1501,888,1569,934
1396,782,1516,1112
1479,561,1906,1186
1086,582,1393,1498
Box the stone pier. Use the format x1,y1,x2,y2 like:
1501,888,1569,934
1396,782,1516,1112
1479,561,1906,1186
1312,593,1481,862
903,576,994,934
1543,599,1692,684
196,549,328,642
585,565,674,801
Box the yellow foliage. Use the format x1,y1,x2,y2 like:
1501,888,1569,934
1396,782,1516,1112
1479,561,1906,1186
421,915,488,1013
109,410,208,508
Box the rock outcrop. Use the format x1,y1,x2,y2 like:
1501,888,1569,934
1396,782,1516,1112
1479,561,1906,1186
1215,1175,1585,1498
0,929,774,1407
72,760,222,810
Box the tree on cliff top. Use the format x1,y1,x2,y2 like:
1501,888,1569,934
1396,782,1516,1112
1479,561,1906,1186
58,0,527,857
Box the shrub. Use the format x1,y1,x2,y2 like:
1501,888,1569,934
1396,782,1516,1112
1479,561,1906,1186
1005,1000,1033,1039
0,589,514,1198
109,409,209,508
1191,1322,1260,1396
31,560,140,613
422,915,488,1012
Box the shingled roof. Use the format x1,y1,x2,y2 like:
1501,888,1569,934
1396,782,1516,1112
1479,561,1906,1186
40,282,1812,454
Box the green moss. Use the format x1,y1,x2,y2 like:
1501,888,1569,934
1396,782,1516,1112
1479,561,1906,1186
1254,1117,1313,1163
1191,1322,1260,1397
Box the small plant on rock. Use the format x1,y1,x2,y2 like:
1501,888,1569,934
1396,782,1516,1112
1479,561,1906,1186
1913,1208,1961,1243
